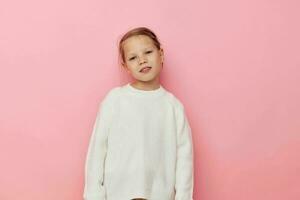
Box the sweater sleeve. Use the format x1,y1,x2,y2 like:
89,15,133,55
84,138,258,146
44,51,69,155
83,99,114,200
174,104,194,200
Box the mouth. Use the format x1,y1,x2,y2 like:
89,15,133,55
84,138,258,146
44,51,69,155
139,66,152,73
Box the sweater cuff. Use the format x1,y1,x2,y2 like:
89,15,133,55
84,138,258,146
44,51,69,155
175,190,193,200
83,194,105,200
83,185,106,200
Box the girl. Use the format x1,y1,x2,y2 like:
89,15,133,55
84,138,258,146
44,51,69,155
83,27,194,200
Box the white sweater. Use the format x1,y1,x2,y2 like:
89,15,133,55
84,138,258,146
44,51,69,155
83,83,194,200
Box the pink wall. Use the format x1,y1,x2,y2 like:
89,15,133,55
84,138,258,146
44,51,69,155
1,0,299,199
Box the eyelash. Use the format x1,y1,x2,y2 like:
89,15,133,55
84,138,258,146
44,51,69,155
129,51,153,61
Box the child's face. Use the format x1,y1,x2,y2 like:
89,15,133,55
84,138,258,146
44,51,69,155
122,35,164,85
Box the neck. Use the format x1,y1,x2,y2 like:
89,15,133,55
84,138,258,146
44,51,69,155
130,78,161,91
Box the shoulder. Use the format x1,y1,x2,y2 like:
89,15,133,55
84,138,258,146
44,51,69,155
104,86,122,100
164,90,185,110
162,90,187,118
99,85,122,107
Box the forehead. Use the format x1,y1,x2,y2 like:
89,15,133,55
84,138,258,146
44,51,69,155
122,35,155,55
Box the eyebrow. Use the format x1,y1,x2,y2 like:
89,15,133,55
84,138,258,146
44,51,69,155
126,47,153,57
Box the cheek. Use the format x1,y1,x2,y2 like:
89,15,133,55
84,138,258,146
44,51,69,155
155,57,163,65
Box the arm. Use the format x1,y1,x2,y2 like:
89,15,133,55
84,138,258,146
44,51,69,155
175,105,194,200
83,101,112,200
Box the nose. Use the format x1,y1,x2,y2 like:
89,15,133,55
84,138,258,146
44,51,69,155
139,55,147,65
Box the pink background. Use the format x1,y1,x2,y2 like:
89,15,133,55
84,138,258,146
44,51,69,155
1,0,299,199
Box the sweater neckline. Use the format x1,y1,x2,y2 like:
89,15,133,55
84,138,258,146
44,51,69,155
124,83,166,97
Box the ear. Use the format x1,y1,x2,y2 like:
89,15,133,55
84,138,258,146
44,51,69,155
159,48,164,65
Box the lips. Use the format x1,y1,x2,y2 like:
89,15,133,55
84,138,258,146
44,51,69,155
139,66,152,72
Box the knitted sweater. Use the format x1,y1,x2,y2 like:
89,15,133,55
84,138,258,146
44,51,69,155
83,83,194,200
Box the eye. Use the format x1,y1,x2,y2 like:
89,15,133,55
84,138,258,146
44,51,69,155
146,50,152,54
129,56,136,61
